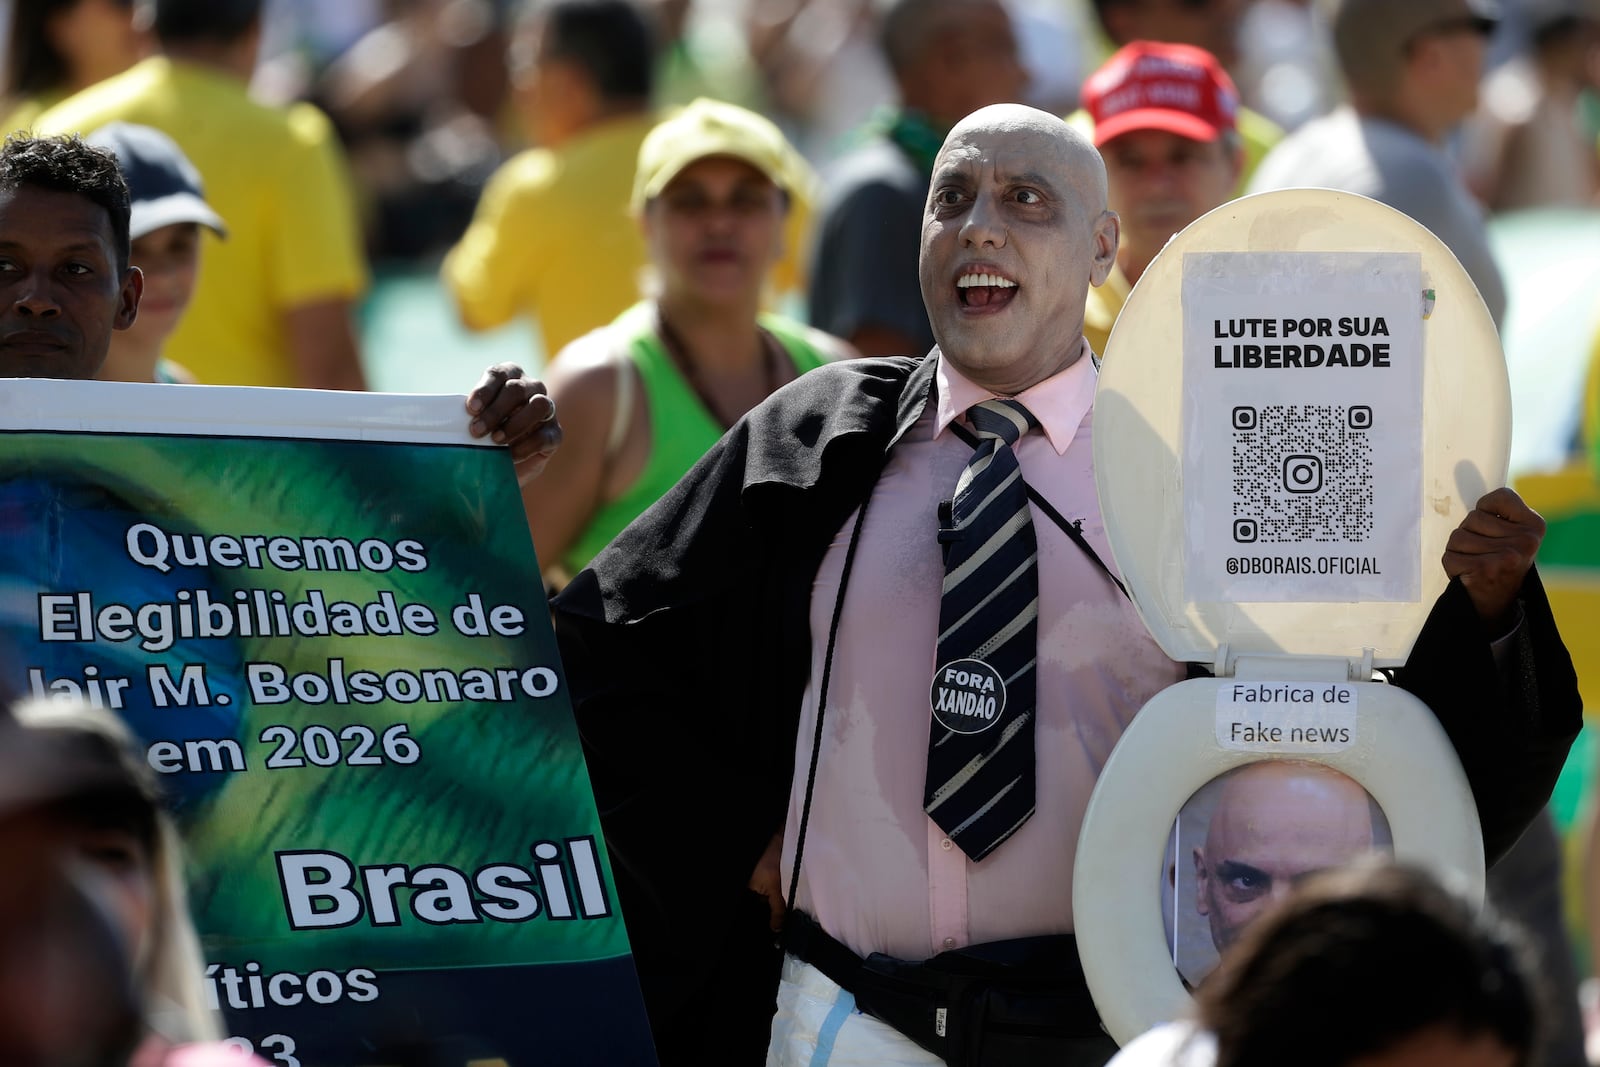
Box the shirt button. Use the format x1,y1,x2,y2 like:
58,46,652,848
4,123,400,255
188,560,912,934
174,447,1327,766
940,838,954,852
943,937,957,950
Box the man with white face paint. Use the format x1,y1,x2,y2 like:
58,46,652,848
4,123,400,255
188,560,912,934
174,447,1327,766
553,104,1580,1066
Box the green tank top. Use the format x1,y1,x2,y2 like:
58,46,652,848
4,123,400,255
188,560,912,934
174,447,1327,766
562,303,830,573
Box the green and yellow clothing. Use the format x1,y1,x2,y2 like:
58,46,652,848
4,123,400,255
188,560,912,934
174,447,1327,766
563,303,831,572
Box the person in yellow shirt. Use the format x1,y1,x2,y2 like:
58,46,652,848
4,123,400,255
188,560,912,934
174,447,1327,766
0,0,143,134
442,0,660,360
1077,41,1243,357
37,0,368,391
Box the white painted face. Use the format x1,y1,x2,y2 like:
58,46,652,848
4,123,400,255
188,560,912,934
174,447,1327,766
919,105,1118,396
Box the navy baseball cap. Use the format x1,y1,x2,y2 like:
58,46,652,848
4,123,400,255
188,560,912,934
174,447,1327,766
86,122,227,241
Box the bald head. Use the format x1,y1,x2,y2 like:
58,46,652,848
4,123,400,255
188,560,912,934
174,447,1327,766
919,104,1119,394
1193,761,1389,953
941,105,1109,208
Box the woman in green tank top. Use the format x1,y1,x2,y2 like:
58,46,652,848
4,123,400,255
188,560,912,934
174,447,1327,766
521,99,857,584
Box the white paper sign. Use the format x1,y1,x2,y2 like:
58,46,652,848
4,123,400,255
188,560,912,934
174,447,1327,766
1214,682,1360,753
1182,251,1423,603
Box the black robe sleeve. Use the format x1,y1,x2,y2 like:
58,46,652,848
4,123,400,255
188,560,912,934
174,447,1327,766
551,358,917,1062
1393,568,1582,865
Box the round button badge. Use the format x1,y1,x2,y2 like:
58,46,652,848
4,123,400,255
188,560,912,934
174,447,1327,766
930,658,1007,734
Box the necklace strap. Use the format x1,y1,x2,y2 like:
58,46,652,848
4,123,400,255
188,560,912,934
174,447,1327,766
655,309,783,432
946,419,1129,600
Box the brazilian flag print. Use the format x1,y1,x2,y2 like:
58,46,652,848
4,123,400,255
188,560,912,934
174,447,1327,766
0,381,658,1066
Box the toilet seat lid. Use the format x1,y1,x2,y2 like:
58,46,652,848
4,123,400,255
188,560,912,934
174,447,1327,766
1095,188,1511,667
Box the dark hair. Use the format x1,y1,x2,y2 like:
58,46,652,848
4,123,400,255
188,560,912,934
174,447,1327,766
148,0,262,45
1087,0,1123,38
879,0,1000,76
1197,862,1541,1067
536,0,656,102
6,0,86,97
0,135,132,269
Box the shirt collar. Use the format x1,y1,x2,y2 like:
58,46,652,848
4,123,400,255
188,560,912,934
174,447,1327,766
933,339,1097,456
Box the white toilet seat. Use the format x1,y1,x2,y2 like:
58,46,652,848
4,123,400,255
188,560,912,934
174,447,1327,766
1073,677,1483,1043
1074,188,1509,1045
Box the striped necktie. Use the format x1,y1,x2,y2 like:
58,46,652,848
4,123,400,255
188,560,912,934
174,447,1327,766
924,398,1038,862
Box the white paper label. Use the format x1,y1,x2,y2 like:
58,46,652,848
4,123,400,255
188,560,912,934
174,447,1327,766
1182,251,1423,603
1214,682,1360,753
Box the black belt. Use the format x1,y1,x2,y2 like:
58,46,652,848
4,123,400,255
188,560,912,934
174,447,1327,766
783,909,1114,1067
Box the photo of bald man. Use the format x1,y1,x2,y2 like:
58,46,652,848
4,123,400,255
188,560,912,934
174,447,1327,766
1169,760,1393,985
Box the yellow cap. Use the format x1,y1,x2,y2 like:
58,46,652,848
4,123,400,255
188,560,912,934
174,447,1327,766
631,98,813,214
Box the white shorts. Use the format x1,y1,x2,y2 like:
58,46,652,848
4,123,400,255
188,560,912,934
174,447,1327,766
766,954,947,1067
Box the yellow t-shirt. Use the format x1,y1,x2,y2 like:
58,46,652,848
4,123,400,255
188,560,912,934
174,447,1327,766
38,58,368,387
0,90,66,136
1084,261,1133,359
442,115,656,357
442,111,813,359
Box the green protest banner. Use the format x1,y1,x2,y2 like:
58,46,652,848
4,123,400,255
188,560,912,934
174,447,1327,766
0,380,658,1065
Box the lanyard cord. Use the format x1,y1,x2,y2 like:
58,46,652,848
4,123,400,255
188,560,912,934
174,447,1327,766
785,494,872,917
656,309,785,433
946,420,1129,601
784,417,1128,917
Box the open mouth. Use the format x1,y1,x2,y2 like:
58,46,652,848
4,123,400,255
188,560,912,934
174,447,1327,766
956,272,1018,311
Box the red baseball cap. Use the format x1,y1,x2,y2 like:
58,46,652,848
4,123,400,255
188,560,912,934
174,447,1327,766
1081,41,1240,147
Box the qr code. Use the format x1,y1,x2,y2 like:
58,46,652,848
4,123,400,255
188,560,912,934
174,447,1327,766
1230,405,1373,543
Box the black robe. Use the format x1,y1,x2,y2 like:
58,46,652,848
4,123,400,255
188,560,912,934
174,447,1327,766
554,353,1581,1064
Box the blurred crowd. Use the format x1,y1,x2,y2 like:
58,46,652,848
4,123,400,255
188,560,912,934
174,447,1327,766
11,0,1600,249
6,0,1599,395
7,0,1600,372
4,0,1600,1064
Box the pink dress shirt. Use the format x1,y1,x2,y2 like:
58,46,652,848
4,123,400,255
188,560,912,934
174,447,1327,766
780,343,1185,961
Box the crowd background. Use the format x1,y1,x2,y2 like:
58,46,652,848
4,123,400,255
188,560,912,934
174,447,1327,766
3,0,1600,1058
